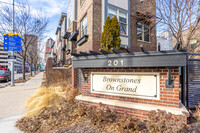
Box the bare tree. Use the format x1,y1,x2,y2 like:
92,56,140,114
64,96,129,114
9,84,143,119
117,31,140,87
26,35,38,76
0,1,48,79
139,0,200,53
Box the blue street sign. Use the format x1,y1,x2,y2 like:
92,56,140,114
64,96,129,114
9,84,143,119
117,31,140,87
3,33,21,51
4,34,21,42
4,46,21,51
8,55,16,59
4,41,21,47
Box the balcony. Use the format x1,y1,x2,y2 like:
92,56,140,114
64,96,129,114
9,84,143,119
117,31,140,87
76,35,88,46
69,30,78,41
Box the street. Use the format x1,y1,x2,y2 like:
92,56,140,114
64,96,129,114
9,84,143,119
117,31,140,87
0,72,43,133
0,73,31,88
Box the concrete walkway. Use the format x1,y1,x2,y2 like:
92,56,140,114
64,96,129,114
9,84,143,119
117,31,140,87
0,72,43,133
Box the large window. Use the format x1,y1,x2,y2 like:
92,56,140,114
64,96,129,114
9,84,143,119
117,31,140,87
81,15,87,37
137,22,150,42
108,7,128,35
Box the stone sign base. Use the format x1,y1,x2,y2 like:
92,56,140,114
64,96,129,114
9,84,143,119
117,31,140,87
75,67,189,120
76,95,188,120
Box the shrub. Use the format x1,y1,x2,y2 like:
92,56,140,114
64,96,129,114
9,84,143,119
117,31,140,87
146,109,187,133
101,16,121,53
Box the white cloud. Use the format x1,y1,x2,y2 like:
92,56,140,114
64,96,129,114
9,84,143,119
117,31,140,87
27,0,69,18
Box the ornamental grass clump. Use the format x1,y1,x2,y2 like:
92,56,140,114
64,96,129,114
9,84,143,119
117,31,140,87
25,84,77,118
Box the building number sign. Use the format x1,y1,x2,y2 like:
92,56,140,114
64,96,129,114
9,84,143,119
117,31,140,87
108,60,124,67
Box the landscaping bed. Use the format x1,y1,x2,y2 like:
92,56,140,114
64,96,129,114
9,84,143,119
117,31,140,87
15,82,200,133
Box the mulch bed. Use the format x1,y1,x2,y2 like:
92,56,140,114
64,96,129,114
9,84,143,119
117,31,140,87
16,99,200,133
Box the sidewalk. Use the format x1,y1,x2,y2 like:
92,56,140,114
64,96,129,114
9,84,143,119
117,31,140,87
0,72,43,133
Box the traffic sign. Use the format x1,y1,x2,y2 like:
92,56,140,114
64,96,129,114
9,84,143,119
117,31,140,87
8,55,16,59
3,33,21,51
4,46,21,51
8,55,17,62
4,34,21,42
4,41,21,47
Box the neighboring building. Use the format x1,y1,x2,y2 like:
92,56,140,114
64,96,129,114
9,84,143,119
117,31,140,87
45,38,54,63
58,13,67,65
157,31,173,51
0,43,9,68
0,43,26,72
172,28,200,53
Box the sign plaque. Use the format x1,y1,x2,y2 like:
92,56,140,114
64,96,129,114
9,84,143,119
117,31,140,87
91,72,160,100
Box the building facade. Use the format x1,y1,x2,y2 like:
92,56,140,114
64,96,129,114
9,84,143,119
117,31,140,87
54,0,157,66
45,38,54,63
157,31,173,51
0,43,26,72
0,43,9,68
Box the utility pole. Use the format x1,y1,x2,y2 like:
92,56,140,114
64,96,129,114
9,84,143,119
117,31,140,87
11,0,15,86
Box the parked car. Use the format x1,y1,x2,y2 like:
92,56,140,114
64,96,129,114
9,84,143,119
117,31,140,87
17,69,22,73
0,69,11,82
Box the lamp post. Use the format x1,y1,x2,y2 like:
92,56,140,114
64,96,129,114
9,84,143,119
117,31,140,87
11,0,15,86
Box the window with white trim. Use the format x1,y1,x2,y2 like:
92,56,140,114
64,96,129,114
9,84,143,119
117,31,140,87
137,22,150,42
108,7,128,35
81,15,87,37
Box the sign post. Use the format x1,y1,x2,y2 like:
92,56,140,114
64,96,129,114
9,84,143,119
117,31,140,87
3,33,21,86
3,0,21,86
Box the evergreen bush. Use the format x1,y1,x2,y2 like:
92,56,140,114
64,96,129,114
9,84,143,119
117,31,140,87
101,16,121,53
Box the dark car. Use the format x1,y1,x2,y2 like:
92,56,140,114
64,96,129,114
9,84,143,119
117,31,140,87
0,69,11,82
17,69,22,73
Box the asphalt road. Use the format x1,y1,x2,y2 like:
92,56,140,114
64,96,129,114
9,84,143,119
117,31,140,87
0,73,30,88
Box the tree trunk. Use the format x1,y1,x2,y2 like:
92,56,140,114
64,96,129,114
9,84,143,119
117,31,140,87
22,57,26,80
34,65,36,74
30,62,32,76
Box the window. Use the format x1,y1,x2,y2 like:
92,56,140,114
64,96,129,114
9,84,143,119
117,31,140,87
108,7,117,18
108,7,128,35
137,22,150,42
81,15,87,37
190,38,198,49
67,40,70,50
119,11,127,35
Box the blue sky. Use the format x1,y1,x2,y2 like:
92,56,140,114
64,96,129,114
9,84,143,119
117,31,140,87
25,0,70,41
0,0,70,41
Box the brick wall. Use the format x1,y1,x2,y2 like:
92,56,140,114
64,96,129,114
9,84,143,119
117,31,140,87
130,0,157,52
45,58,72,86
76,0,94,53
75,0,157,54
78,67,180,108
75,67,182,120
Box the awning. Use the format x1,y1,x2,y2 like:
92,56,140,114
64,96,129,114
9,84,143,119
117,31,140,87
72,49,188,68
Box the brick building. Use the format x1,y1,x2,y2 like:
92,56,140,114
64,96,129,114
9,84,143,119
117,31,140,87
65,0,156,60
53,0,157,66
45,38,54,63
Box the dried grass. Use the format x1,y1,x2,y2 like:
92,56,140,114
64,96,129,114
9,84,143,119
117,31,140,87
25,84,78,118
191,103,200,121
